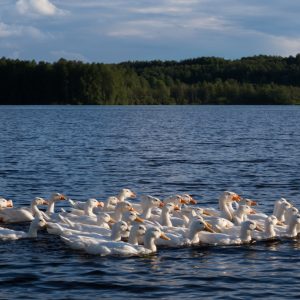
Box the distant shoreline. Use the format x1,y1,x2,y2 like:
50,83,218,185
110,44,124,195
1,55,300,105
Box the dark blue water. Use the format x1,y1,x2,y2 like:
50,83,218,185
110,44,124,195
0,105,300,299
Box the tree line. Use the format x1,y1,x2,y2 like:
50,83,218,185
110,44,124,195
1,54,300,105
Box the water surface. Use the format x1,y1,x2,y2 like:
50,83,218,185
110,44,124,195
0,105,300,299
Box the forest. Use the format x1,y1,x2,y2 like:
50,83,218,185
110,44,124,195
1,54,300,105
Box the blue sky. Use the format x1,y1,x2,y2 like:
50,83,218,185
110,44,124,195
1,0,300,63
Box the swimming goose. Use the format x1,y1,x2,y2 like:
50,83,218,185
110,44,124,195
282,214,300,238
60,226,169,256
128,224,147,245
284,206,299,226
156,218,215,247
0,197,48,223
219,191,241,221
0,216,47,240
122,211,144,225
198,220,261,245
66,199,104,219
117,189,136,202
138,195,163,219
252,215,279,241
53,220,129,242
276,201,292,223
232,205,253,225
46,193,66,215
109,201,137,222
47,212,115,235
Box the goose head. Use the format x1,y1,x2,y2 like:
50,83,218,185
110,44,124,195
190,219,215,233
32,197,49,206
240,198,257,206
122,211,144,223
118,189,136,201
145,227,170,241
106,196,119,206
162,202,180,214
242,220,262,232
111,221,129,240
220,191,241,203
97,212,113,224
0,198,13,208
181,194,197,205
128,224,147,245
237,204,253,215
164,195,188,205
115,220,128,232
266,215,279,226
86,198,104,209
50,193,66,202
116,201,136,213
141,195,163,209
291,214,300,225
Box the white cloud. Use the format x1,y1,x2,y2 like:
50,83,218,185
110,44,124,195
269,36,300,56
16,0,67,17
0,22,44,38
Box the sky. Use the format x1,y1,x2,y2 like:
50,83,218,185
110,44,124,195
0,0,300,63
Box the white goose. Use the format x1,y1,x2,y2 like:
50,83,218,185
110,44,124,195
61,226,169,256
138,195,163,219
46,193,66,216
64,199,104,221
198,220,262,245
156,218,215,247
128,224,147,245
0,216,47,240
281,214,300,238
47,212,115,235
0,197,48,223
109,201,136,222
54,220,129,242
232,205,253,225
117,188,136,202
252,215,279,241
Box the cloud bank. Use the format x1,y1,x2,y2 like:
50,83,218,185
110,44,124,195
0,0,299,62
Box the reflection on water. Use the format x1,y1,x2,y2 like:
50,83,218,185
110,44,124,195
0,105,300,299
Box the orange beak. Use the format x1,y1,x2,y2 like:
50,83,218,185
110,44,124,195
160,233,171,241
109,218,116,224
131,192,136,198
129,207,137,212
159,202,164,208
189,198,197,205
97,202,104,208
180,198,188,204
42,200,49,205
174,205,180,211
60,195,66,200
203,209,212,216
134,216,144,223
232,194,241,201
249,200,257,206
204,223,215,233
250,209,256,214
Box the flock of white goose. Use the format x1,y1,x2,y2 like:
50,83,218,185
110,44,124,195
0,189,299,256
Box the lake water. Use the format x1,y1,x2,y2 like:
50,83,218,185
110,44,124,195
0,105,300,299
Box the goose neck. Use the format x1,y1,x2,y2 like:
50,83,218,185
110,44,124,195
144,234,156,252
161,209,172,227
